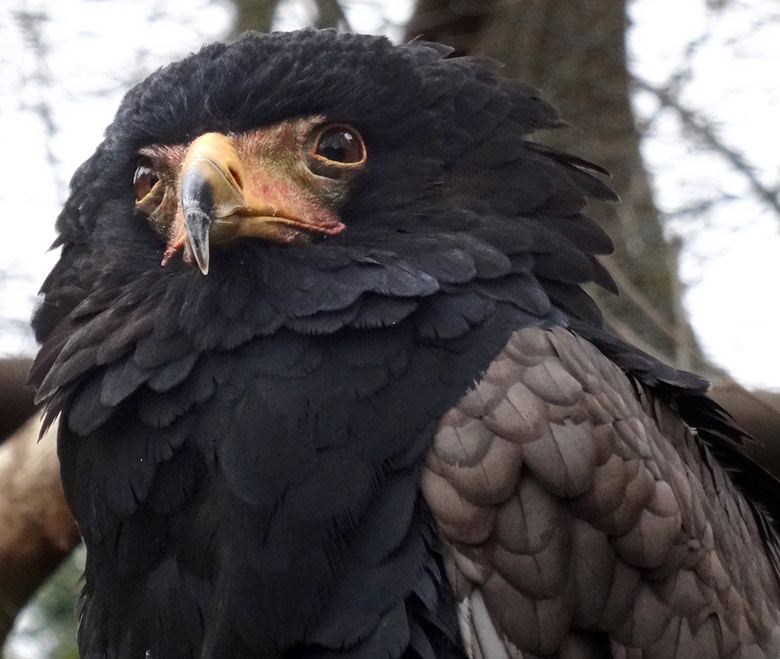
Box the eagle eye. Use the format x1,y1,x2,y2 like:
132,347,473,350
134,157,160,201
310,125,366,169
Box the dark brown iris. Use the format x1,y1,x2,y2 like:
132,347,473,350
133,156,159,201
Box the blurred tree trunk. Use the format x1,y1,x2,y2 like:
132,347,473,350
230,0,281,37
406,0,710,375
229,0,347,39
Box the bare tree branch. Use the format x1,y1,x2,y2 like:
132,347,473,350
0,416,79,647
13,10,65,198
0,359,36,441
636,77,780,219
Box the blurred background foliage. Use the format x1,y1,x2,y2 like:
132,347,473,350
7,549,83,659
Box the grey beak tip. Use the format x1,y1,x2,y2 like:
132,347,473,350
184,206,212,276
188,232,210,275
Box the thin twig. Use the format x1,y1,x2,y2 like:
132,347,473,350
635,76,780,218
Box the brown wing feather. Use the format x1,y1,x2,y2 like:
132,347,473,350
422,326,780,658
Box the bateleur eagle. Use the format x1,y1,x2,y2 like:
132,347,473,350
29,29,780,659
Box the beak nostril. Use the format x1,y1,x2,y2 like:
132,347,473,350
228,166,242,190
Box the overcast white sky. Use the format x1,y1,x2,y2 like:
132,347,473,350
1,0,778,390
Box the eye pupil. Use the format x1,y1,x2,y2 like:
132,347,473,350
317,131,354,162
313,126,365,165
134,157,159,201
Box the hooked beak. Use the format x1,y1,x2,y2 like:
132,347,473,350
180,165,217,275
